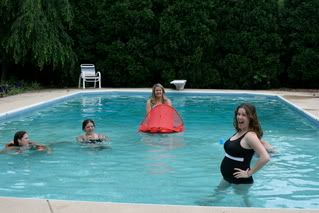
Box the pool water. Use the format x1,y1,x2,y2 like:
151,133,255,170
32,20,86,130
0,92,318,209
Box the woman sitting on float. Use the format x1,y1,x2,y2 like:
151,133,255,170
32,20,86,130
140,83,184,133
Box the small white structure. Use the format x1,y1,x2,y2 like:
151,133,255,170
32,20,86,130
170,80,187,90
78,64,102,89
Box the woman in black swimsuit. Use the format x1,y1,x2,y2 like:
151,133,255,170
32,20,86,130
76,119,107,143
220,103,270,184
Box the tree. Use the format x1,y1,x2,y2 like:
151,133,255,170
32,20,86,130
98,0,157,87
0,0,76,84
280,0,319,88
214,0,282,89
158,0,218,88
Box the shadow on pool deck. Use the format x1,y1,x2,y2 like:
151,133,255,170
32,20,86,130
0,88,318,213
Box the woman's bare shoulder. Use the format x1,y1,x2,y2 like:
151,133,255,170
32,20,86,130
5,142,14,148
244,132,260,145
165,98,172,106
246,131,258,137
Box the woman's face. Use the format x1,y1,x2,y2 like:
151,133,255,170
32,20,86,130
154,87,163,98
84,122,95,134
18,133,30,146
236,107,250,131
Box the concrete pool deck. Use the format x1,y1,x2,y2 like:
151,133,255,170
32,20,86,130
0,88,318,213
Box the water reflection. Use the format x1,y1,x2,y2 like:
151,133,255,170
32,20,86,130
196,179,252,207
140,133,185,175
140,133,185,151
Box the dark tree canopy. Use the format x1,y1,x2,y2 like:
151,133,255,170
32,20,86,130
0,0,76,84
0,0,318,89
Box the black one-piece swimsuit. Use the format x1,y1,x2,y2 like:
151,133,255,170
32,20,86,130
220,132,254,184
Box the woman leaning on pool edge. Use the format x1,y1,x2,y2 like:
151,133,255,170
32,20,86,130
146,83,172,114
220,103,270,184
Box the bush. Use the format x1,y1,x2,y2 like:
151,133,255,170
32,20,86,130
0,81,41,97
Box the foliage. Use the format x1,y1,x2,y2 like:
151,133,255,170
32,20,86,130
100,0,156,87
0,0,318,89
279,0,319,88
213,0,282,89
0,80,41,97
158,0,218,88
0,0,76,82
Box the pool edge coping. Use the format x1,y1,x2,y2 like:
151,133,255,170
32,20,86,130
0,196,318,213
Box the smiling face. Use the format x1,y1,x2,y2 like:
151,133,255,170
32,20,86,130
154,87,163,98
236,107,250,131
233,103,263,138
151,83,166,101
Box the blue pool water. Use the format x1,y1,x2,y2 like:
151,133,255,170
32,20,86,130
0,92,318,209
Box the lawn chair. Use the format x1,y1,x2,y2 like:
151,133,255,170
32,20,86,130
78,64,102,89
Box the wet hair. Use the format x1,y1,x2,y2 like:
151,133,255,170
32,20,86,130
82,119,96,130
150,83,169,105
13,131,27,146
233,103,263,139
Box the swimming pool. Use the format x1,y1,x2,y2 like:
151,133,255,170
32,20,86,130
0,92,318,209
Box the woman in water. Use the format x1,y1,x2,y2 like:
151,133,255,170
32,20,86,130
76,119,107,143
146,83,172,114
220,103,270,184
4,131,48,153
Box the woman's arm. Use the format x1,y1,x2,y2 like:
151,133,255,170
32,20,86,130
98,134,107,141
234,132,270,178
146,99,152,114
76,135,85,143
245,133,270,176
261,140,276,153
29,141,49,152
35,144,49,152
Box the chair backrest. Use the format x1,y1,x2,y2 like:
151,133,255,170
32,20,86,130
80,64,96,77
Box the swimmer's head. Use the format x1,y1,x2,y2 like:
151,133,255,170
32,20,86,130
152,83,166,97
82,119,96,131
234,103,263,138
13,131,29,146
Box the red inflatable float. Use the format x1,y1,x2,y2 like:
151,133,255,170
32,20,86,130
139,104,184,133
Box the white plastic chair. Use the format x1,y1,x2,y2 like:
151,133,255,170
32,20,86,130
78,64,101,89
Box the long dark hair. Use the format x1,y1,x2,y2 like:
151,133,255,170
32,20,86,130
82,119,95,130
233,103,263,139
13,131,27,146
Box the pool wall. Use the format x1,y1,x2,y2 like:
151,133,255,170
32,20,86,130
0,92,80,122
275,95,319,127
